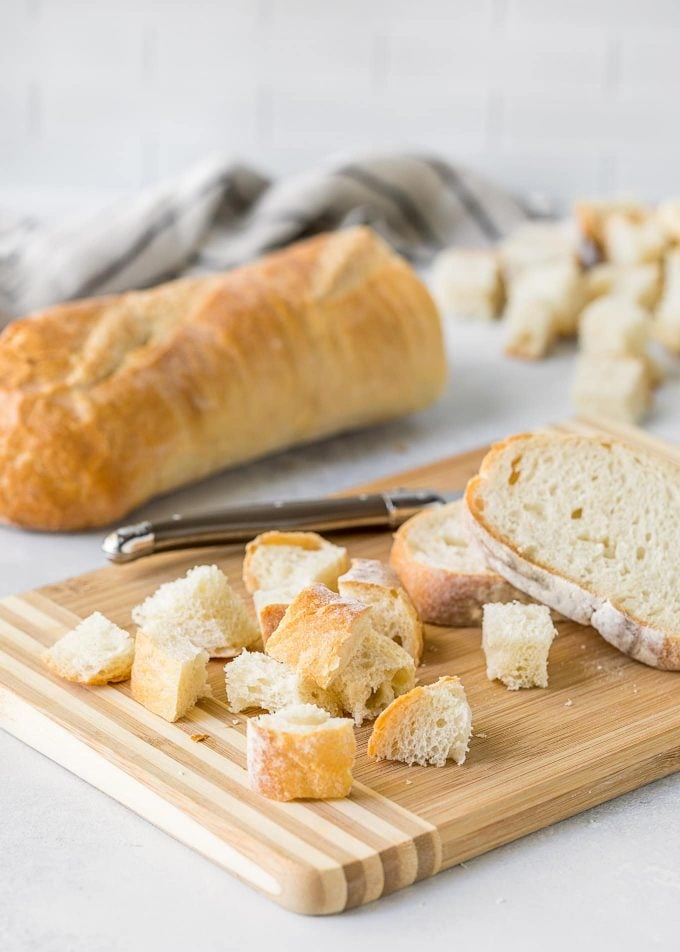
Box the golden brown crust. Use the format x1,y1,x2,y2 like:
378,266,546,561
265,584,371,688
389,503,527,627
0,227,445,530
367,682,430,759
242,530,349,594
259,602,289,646
247,711,356,801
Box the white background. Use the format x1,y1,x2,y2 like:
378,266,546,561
2,2,680,949
4,0,680,208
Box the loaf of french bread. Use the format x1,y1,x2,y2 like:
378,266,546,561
0,227,445,530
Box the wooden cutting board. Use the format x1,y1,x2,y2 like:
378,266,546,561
1,417,679,915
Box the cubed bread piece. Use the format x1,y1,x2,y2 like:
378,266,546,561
504,300,559,360
578,296,659,382
654,248,680,353
243,531,349,596
571,355,652,423
430,248,504,320
500,221,577,279
131,627,210,721
654,199,680,243
338,558,424,663
43,612,135,685
584,262,662,310
574,199,648,252
225,650,340,715
390,500,527,626
368,676,472,767
602,213,666,265
131,565,259,657
252,587,293,644
482,602,557,690
506,260,584,336
265,584,415,725
247,704,356,801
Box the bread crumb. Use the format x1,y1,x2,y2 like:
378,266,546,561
405,779,413,785
190,732,209,742
232,719,240,726
459,861,469,869
596,664,603,671
564,699,573,707
475,731,488,738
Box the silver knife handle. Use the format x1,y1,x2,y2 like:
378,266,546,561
101,490,446,563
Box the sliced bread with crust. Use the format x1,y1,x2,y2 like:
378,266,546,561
367,676,472,767
464,432,680,669
338,558,424,663
390,499,527,627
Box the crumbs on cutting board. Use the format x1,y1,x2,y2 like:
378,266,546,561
190,733,209,743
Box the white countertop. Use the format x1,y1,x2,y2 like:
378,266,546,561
2,319,680,952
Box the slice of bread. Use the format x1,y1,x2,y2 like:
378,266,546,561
338,558,424,663
225,650,340,715
367,676,472,767
571,355,652,423
247,704,356,801
265,584,416,724
131,564,260,657
390,500,527,627
243,531,349,595
464,432,680,669
43,611,134,685
482,602,556,690
430,248,504,320
130,626,210,722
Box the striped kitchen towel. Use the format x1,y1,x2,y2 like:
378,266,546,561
0,153,532,324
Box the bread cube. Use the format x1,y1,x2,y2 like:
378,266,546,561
574,198,648,251
602,213,666,265
225,650,340,715
572,355,652,423
654,248,680,353
368,676,473,767
338,558,424,663
430,248,504,319
500,221,577,280
507,260,584,336
131,627,210,722
504,300,559,360
482,602,556,690
579,296,650,357
247,704,356,801
131,564,259,657
243,531,349,595
43,612,134,685
265,584,415,725
655,199,680,243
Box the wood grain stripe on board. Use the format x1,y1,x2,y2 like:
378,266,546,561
0,597,441,909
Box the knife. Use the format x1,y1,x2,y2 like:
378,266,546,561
102,488,463,563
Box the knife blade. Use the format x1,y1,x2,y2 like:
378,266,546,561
102,488,463,563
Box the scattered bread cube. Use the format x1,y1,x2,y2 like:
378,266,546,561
338,558,424,663
243,531,349,597
585,262,662,310
131,626,210,722
368,676,473,767
430,248,504,320
225,650,340,715
265,583,415,725
390,499,527,627
131,565,259,658
654,248,680,353
602,213,666,266
500,221,577,280
42,612,135,685
504,299,559,360
571,355,652,423
578,296,660,383
574,198,648,252
247,704,356,801
654,199,680,243
507,260,584,336
482,602,557,690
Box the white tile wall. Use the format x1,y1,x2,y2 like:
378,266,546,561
2,0,680,207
